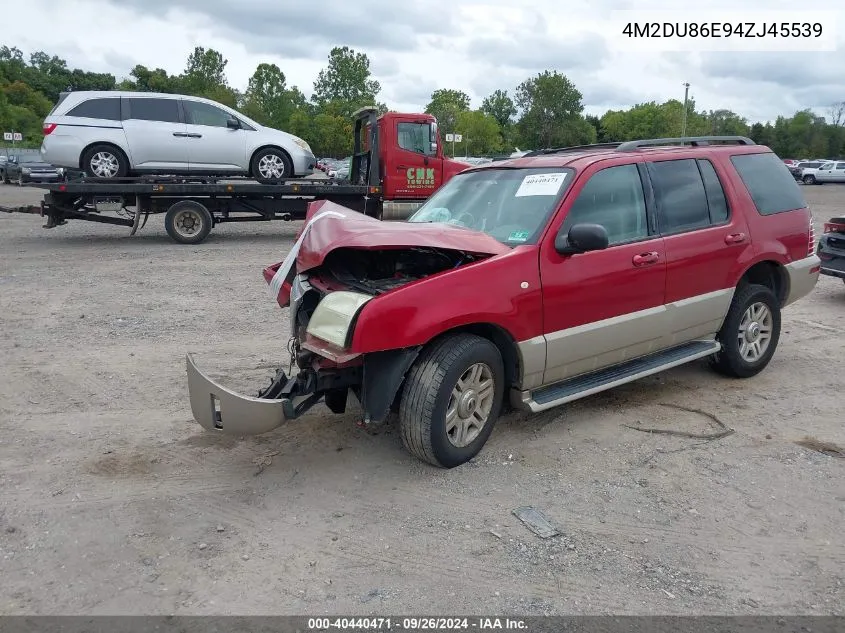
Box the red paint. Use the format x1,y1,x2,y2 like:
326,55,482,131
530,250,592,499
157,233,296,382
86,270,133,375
294,201,509,273
267,144,816,357
377,112,471,201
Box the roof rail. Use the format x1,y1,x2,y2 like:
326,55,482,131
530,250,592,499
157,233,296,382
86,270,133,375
616,136,756,151
523,142,623,157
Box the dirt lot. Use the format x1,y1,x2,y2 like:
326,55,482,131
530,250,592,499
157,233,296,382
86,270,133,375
0,182,843,616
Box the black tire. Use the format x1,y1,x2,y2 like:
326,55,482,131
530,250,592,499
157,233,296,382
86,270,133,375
1,171,8,184
250,147,293,184
16,174,23,186
164,200,213,245
81,144,128,179
802,174,816,185
399,333,504,468
710,283,781,378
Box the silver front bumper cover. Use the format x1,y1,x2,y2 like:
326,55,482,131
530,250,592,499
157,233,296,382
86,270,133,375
186,353,290,435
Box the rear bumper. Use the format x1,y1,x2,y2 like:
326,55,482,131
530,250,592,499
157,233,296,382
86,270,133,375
783,254,821,306
817,238,845,279
186,353,290,435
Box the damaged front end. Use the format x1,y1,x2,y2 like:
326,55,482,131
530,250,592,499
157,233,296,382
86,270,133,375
186,201,506,436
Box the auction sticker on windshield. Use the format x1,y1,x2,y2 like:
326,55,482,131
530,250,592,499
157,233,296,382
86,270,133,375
508,230,531,242
515,172,568,197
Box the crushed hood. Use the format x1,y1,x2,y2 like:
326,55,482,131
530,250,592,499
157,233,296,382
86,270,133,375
264,200,509,306
294,200,509,272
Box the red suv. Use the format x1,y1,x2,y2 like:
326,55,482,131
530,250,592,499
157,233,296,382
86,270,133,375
186,136,821,469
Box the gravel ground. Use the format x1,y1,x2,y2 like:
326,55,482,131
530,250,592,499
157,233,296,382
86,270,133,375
0,181,843,616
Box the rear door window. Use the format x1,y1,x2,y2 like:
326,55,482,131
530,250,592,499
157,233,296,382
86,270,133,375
647,159,711,233
729,152,807,215
66,97,121,121
125,98,181,123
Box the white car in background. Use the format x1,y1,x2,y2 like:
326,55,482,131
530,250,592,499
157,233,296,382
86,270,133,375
40,91,315,183
799,160,845,185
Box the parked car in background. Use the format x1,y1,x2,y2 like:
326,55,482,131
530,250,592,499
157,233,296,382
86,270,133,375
328,157,351,179
789,160,823,180
799,161,845,185
816,216,845,285
1,155,64,185
40,91,316,183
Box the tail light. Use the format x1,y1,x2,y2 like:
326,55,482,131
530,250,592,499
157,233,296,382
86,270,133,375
822,219,845,234
808,214,815,256
43,123,57,135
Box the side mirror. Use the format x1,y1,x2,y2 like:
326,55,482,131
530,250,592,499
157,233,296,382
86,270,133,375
430,141,438,153
226,117,240,130
429,122,438,142
554,223,609,255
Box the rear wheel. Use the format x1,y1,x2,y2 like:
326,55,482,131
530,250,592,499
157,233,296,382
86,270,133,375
710,283,781,378
82,144,128,179
251,148,293,184
164,200,213,245
399,333,504,468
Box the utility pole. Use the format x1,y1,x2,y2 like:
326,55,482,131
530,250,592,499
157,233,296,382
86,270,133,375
681,82,690,139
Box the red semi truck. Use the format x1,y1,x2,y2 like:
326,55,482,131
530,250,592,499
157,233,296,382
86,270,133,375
1,107,472,243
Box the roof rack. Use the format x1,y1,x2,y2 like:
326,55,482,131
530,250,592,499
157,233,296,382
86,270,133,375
616,136,756,151
523,142,622,157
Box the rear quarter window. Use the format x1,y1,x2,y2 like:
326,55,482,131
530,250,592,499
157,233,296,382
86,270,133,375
66,97,121,121
729,152,807,215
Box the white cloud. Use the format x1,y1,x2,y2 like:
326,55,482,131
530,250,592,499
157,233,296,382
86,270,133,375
7,0,845,122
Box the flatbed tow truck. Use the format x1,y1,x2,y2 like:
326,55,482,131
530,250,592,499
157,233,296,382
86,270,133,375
0,107,470,244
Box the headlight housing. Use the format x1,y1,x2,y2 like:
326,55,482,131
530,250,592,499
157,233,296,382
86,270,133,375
305,291,372,349
22,167,31,174
293,137,312,153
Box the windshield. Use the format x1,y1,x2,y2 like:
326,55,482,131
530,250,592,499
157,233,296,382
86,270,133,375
408,167,574,245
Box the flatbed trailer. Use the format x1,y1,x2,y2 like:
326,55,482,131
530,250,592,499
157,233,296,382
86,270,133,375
0,106,458,244
0,175,388,244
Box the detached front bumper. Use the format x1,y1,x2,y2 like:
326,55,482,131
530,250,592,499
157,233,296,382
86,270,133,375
186,353,292,435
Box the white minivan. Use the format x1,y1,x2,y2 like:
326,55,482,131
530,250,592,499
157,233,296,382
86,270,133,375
40,91,315,183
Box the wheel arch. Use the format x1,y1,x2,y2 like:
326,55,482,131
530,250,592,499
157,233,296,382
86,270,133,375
79,141,130,171
737,260,789,307
249,144,294,177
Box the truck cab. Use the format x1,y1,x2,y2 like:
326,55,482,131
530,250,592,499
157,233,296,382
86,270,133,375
349,108,470,219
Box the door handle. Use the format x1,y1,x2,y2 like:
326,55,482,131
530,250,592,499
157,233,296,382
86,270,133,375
187,133,202,138
724,232,746,244
397,165,410,170
632,252,659,266
172,132,188,137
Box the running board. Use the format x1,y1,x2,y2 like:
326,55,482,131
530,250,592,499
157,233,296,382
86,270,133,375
521,340,721,413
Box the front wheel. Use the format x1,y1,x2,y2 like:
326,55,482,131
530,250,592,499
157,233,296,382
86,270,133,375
710,283,781,378
251,148,293,184
164,200,213,245
399,333,504,468
803,174,817,185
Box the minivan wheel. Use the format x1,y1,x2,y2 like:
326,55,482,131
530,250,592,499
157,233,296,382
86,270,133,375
251,148,292,184
710,283,781,379
803,174,817,185
399,333,504,468
82,144,128,179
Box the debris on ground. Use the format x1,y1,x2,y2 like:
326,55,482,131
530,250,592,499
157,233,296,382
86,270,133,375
512,506,561,539
794,436,845,458
252,450,280,475
624,403,735,440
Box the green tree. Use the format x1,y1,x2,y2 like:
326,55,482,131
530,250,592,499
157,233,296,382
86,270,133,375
241,63,299,129
454,110,502,155
425,89,470,137
122,65,180,93
312,46,382,119
480,89,516,130
703,109,750,136
514,70,594,148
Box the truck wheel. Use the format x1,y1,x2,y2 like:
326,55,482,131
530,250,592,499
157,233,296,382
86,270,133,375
802,174,817,185
164,200,213,245
251,148,292,184
399,333,504,468
710,283,781,378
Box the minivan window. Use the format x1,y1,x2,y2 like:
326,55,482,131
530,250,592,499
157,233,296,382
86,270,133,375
66,97,121,121
730,152,807,215
184,100,232,127
648,159,711,233
125,98,181,123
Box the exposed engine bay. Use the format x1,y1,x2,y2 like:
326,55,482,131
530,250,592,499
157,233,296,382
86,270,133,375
312,247,480,295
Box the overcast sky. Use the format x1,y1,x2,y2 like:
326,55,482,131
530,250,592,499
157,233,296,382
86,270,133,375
8,0,845,124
